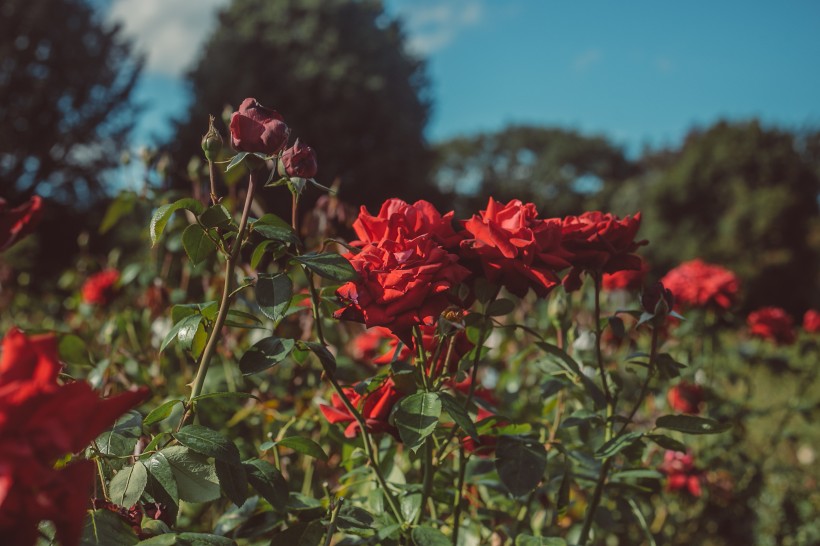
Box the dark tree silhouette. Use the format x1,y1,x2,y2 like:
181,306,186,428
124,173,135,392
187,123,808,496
0,0,141,203
170,0,437,213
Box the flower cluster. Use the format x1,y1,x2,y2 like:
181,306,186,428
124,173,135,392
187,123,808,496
335,198,646,345
81,268,120,305
747,307,795,345
0,328,148,546
660,259,740,311
659,450,703,497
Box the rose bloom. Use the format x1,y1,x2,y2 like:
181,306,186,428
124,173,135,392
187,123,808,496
602,258,649,292
229,97,289,155
748,307,796,345
803,309,820,334
667,381,705,414
0,328,148,546
460,197,569,298
659,450,703,497
319,377,403,438
559,211,646,292
335,234,470,346
0,195,43,251
280,138,318,178
659,259,739,311
351,198,462,249
81,268,120,305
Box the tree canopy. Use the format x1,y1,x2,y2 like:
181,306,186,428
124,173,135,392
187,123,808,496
170,0,436,212
433,125,636,217
0,0,141,203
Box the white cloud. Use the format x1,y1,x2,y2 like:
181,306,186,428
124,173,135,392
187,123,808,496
572,48,602,72
396,0,484,55
106,0,229,76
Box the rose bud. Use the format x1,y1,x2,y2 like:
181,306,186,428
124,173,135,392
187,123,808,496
280,139,318,178
229,98,289,155
201,115,223,161
641,281,675,316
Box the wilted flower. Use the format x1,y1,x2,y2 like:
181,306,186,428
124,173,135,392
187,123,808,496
280,139,318,178
229,98,289,155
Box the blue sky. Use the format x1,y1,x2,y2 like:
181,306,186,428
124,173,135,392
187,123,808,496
107,0,820,156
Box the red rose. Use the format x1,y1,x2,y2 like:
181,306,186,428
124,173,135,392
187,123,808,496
641,281,675,316
667,382,705,414
559,211,646,291
0,196,43,251
659,450,703,497
81,269,120,305
0,328,148,546
229,98,290,155
803,309,820,334
335,234,470,346
747,307,796,345
280,138,318,178
460,197,569,298
352,198,462,249
659,259,739,311
602,258,649,291
319,377,403,438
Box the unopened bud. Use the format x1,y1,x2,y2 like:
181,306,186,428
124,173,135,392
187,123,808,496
201,115,223,161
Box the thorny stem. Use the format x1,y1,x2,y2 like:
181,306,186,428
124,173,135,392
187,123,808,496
324,497,344,546
295,194,404,525
208,159,218,206
180,170,258,428
618,322,661,437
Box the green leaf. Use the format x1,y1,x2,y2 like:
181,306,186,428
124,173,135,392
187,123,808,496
161,314,204,353
239,336,296,375
144,399,184,427
59,334,89,365
177,533,236,545
394,392,441,452
277,436,328,461
109,462,148,508
160,446,220,503
250,240,273,269
401,492,422,524
225,152,249,172
438,392,479,441
136,535,178,545
150,198,205,246
144,452,179,523
645,433,687,452
486,298,515,316
411,525,449,546
100,192,136,234
495,435,547,497
303,341,337,374
515,536,567,546
535,342,606,410
243,458,289,511
256,273,292,321
335,505,375,533
655,414,731,435
215,459,248,506
253,224,298,245
293,252,357,282
556,469,571,518
182,224,217,265
595,431,644,459
199,205,233,229
175,425,241,464
626,497,658,546
253,213,291,229
81,509,139,546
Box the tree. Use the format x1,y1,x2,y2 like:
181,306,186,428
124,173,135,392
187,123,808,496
609,120,820,314
170,0,436,213
0,0,141,203
433,125,636,217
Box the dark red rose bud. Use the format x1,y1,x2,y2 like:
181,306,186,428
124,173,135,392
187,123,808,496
281,138,318,178
229,98,289,155
641,281,675,316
